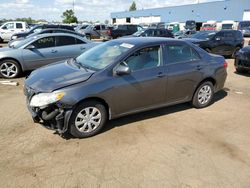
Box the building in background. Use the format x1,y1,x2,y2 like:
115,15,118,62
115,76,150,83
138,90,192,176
110,0,250,25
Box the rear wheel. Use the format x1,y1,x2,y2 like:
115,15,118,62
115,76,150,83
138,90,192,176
0,59,21,78
69,101,107,138
192,81,214,108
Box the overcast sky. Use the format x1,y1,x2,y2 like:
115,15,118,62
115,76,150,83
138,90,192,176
0,0,220,22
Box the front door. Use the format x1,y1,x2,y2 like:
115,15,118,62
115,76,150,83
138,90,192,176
22,36,57,70
112,45,167,115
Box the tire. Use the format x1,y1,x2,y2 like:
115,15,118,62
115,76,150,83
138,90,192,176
236,67,248,74
69,101,107,138
192,81,214,108
0,59,21,78
232,47,240,58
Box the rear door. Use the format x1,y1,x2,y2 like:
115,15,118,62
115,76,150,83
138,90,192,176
164,42,204,103
22,36,57,69
54,36,87,60
15,23,25,33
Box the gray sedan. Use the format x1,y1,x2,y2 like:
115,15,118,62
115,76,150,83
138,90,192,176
0,33,96,78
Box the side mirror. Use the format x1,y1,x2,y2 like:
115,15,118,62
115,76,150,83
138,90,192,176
115,63,131,76
26,45,35,50
2,26,7,30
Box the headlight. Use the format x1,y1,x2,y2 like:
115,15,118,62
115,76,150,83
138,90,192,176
30,92,65,107
11,35,17,40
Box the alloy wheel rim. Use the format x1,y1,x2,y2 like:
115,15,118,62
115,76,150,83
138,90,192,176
198,85,212,105
0,62,18,78
75,107,102,133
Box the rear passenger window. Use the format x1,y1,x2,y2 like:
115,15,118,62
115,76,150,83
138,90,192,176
76,38,85,44
56,36,76,46
125,46,161,72
166,44,201,64
16,23,23,29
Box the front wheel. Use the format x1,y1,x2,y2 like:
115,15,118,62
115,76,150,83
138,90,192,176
192,82,214,108
69,101,107,138
0,59,21,78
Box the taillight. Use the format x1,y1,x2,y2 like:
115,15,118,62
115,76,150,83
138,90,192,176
224,61,228,68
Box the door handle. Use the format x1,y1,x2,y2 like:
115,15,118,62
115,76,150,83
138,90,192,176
157,72,165,78
80,47,86,50
51,50,58,53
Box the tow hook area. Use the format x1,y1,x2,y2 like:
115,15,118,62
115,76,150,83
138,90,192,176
41,109,60,121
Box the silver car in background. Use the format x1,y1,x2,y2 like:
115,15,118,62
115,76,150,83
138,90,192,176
0,33,97,78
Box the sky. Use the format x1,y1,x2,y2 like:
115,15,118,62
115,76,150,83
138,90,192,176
0,0,220,22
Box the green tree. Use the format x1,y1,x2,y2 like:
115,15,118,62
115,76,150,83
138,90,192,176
129,1,137,11
61,9,78,23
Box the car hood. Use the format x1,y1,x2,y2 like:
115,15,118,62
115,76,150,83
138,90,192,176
25,60,95,92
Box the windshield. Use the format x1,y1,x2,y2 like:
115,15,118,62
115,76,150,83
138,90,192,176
191,31,216,40
76,41,134,70
133,29,145,36
186,21,195,26
222,24,233,29
239,22,250,29
13,37,36,48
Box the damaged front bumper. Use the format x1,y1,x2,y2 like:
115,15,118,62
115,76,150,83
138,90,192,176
24,86,73,134
27,102,73,133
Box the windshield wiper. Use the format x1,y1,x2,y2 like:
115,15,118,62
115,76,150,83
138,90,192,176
70,58,88,72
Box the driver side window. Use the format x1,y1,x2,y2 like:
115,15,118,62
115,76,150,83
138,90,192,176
125,46,161,72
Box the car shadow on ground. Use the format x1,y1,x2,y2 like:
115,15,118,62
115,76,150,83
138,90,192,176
234,71,250,77
61,89,228,140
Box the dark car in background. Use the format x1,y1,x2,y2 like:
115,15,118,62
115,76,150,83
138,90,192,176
77,24,109,40
124,28,173,38
185,20,196,30
238,21,250,37
9,28,86,47
24,37,227,138
10,24,74,40
234,45,250,73
103,24,143,40
185,30,244,57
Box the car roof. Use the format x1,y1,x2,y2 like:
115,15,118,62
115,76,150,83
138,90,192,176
30,33,85,39
114,37,179,45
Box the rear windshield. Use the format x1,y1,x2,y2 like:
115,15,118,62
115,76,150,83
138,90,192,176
222,24,233,30
239,22,250,29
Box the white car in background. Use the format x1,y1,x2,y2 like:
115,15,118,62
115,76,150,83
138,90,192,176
0,21,28,42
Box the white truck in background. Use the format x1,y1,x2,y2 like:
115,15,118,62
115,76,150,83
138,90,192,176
0,21,28,42
219,20,238,30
